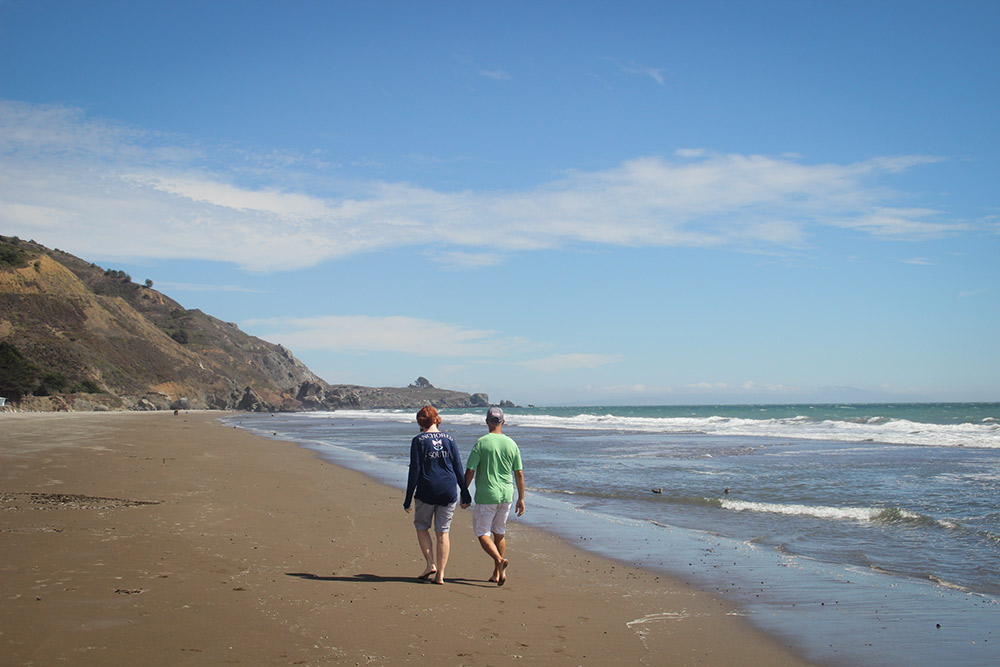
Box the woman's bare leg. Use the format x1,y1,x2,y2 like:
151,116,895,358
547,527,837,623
433,531,450,584
416,529,436,578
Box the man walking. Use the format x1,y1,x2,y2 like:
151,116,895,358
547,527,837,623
465,406,525,586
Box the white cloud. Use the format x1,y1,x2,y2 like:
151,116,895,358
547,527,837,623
242,315,615,367
687,380,790,394
901,257,932,265
133,175,334,218
834,207,960,237
243,315,518,357
427,250,507,269
0,100,965,272
689,381,728,390
591,380,797,401
479,69,510,80
614,59,666,85
517,353,623,373
155,281,269,293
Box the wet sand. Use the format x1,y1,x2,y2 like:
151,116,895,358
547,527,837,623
1,411,814,665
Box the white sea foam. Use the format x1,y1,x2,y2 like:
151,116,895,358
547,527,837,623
626,611,696,627
323,409,1000,449
720,499,923,523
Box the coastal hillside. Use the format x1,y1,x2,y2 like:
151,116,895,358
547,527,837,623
0,235,488,412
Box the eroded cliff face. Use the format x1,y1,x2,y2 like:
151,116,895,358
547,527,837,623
1,236,487,412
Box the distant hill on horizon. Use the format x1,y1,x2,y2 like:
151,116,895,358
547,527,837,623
0,235,488,412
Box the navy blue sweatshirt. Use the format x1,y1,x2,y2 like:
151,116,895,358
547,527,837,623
404,431,472,508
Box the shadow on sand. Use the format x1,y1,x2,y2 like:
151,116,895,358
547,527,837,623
286,572,492,588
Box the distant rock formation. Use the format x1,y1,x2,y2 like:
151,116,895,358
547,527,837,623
318,384,487,410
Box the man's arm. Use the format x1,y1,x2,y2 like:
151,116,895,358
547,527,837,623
514,469,525,516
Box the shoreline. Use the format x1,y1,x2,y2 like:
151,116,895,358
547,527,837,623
1,411,814,665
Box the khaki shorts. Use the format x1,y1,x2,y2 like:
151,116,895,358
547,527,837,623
413,499,457,533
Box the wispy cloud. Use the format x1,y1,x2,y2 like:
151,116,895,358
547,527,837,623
517,353,623,373
597,380,793,398
901,257,932,265
835,207,958,237
611,59,666,85
427,250,507,269
683,380,792,395
240,315,620,365
479,69,510,80
0,100,963,272
155,281,270,293
242,315,523,357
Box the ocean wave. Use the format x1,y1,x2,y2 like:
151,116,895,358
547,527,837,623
719,499,936,525
323,409,1000,448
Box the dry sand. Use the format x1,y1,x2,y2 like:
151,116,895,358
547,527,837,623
1,411,814,665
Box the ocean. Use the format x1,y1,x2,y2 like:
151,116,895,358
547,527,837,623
225,403,999,667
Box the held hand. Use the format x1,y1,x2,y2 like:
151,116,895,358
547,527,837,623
403,506,411,513
461,503,471,509
515,499,525,516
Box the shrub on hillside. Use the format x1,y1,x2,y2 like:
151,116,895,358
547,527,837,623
0,239,33,268
33,371,69,396
70,379,103,394
0,341,39,401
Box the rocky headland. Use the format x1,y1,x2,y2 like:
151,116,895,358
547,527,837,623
0,236,493,412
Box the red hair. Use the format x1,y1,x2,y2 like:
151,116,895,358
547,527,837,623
416,405,441,429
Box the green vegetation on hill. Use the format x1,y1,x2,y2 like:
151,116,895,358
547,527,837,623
0,236,40,269
0,341,38,401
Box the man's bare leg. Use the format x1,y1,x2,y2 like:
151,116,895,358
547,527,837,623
493,532,508,585
488,532,507,582
416,529,436,579
433,531,450,584
477,534,508,584
478,532,508,585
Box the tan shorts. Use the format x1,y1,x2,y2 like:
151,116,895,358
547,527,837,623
413,499,457,533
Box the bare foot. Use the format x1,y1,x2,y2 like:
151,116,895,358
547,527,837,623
432,576,445,585
497,559,509,586
418,566,437,580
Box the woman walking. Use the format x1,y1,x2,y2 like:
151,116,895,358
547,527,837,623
403,405,471,584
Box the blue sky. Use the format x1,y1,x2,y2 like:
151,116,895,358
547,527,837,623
1,1,997,405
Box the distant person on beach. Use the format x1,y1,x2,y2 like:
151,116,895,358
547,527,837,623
403,405,471,585
465,406,525,586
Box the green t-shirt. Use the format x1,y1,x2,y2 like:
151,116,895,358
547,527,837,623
466,432,522,505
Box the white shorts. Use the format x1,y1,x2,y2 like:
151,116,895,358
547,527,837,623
472,502,513,537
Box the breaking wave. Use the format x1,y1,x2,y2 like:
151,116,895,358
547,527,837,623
323,408,1000,449
718,499,938,525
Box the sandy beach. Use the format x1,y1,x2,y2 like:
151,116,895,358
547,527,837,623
1,411,814,666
